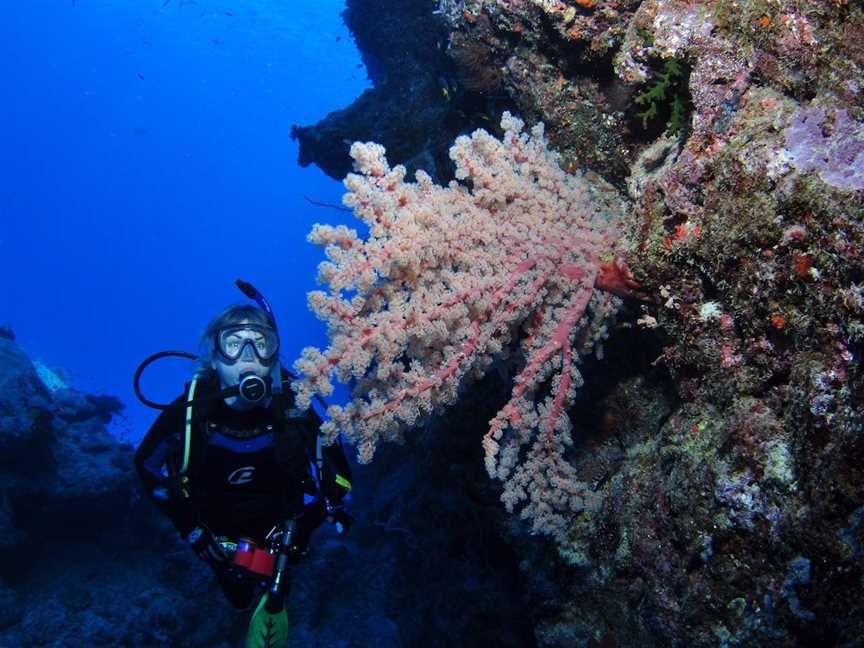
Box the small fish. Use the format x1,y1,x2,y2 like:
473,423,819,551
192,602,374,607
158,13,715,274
336,35,341,41
224,11,233,16
438,76,453,100
137,73,144,80
161,0,170,6
355,63,363,68
213,39,221,45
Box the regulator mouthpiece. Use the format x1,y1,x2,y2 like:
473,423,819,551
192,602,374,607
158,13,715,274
238,372,268,404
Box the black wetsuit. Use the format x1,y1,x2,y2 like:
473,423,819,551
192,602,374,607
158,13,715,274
134,370,349,607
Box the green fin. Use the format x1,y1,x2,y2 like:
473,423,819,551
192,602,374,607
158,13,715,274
245,594,289,648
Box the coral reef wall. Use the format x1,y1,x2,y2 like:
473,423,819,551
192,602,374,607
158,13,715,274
297,1,862,646
432,1,863,646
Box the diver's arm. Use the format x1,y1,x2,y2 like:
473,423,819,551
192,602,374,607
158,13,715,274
134,396,199,537
300,398,353,503
302,427,354,544
134,404,179,496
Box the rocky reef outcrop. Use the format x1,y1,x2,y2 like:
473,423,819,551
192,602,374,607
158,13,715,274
291,0,519,184
0,334,248,646
443,2,863,646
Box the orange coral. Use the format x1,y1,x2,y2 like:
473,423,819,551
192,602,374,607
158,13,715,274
791,253,813,279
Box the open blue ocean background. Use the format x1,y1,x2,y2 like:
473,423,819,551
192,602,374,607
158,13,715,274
1,0,368,444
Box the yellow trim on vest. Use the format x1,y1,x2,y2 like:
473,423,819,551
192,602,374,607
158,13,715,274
182,375,199,476
335,474,352,491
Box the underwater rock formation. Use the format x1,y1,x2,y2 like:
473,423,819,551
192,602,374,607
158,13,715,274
0,336,245,646
0,338,129,553
291,0,472,183
443,0,644,184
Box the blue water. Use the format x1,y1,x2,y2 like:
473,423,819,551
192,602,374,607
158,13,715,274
0,0,369,443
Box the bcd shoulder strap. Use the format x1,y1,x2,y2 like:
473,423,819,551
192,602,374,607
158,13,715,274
176,372,203,498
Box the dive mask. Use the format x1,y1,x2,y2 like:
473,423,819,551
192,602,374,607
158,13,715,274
216,323,279,364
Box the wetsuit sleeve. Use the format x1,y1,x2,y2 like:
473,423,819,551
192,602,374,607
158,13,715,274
134,396,198,538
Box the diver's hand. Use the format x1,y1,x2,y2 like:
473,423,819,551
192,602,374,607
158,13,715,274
186,525,229,568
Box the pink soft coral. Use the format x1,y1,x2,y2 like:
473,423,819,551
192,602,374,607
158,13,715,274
293,113,630,541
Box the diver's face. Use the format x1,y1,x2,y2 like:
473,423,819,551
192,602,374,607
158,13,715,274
211,326,273,393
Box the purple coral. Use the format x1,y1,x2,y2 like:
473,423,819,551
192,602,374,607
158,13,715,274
784,106,864,192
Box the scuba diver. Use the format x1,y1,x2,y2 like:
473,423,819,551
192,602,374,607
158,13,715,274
134,281,352,648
